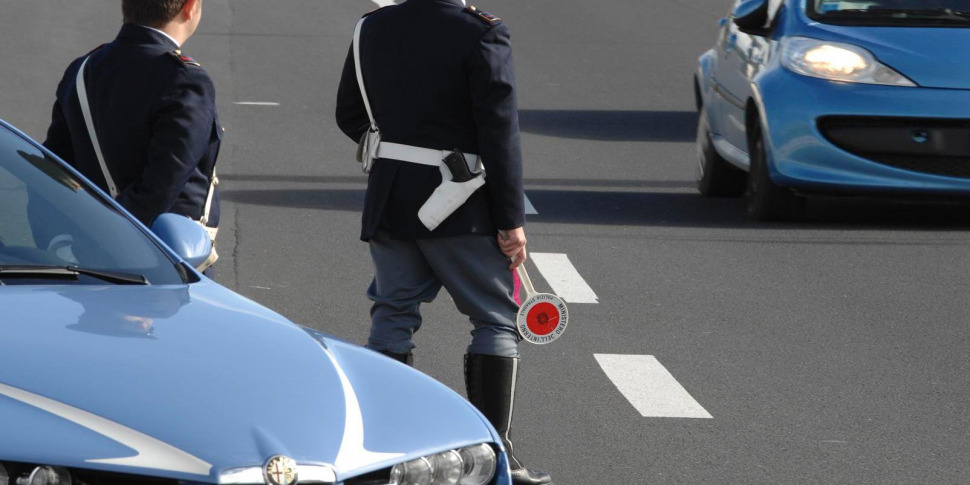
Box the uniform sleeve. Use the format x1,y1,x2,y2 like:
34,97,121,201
118,67,215,227
468,23,525,230
43,72,76,166
335,44,371,143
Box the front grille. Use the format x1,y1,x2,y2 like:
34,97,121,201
818,116,970,178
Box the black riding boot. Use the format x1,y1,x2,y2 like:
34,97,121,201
464,353,552,485
377,350,413,366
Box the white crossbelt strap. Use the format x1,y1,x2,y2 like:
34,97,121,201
76,56,119,199
353,18,377,132
199,169,219,227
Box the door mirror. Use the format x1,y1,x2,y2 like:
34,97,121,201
732,0,770,35
151,213,212,270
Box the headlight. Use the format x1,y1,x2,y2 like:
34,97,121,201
456,444,496,485
17,466,71,485
781,37,915,87
389,443,496,485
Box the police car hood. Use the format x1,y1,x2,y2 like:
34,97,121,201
803,23,970,90
0,282,495,483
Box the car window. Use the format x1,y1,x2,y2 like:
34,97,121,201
0,126,184,285
810,0,970,26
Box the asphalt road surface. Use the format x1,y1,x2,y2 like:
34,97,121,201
3,1,970,483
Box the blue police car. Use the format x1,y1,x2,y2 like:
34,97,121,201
0,118,509,485
695,0,970,220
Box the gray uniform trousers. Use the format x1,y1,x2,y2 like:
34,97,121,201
366,230,521,358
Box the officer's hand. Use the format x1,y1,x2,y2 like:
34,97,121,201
498,227,527,269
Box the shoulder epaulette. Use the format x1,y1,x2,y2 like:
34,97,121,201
84,44,106,57
167,49,201,67
362,4,392,18
464,6,502,26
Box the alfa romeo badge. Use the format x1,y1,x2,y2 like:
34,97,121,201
264,455,298,485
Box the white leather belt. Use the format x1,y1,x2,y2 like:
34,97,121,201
377,142,482,171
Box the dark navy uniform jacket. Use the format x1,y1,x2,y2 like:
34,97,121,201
336,0,524,241
44,23,221,228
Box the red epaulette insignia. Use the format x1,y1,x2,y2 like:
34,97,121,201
170,49,202,67
466,6,502,25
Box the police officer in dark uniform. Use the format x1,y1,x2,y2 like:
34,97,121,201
336,1,551,483
43,0,221,270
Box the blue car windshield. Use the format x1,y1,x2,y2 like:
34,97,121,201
811,0,970,26
0,126,184,285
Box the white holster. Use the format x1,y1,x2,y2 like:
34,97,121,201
418,163,487,231
354,18,486,231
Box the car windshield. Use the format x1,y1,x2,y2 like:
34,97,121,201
0,124,184,285
810,0,970,26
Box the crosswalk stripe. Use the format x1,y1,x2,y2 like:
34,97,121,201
530,253,598,304
524,193,538,215
594,354,712,419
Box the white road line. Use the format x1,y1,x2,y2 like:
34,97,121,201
233,102,280,106
594,354,712,419
530,253,598,304
524,193,538,215
370,0,396,7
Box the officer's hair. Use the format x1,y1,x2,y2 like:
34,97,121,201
122,0,189,28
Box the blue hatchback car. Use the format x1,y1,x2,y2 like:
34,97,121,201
696,0,970,220
0,119,509,485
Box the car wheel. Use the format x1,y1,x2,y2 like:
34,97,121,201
696,110,746,197
746,123,805,221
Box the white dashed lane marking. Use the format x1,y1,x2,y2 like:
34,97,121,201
233,102,280,106
370,0,396,6
594,354,712,419
530,253,598,304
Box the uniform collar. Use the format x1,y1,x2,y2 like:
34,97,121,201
140,25,181,48
117,23,181,49
412,0,466,5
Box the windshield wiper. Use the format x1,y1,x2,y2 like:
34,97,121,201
0,265,149,285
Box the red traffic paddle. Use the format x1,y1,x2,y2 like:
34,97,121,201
513,258,569,345
500,231,569,344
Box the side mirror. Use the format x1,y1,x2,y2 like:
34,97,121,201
151,213,212,270
732,0,771,35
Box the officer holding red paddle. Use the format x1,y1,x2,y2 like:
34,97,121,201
335,1,551,483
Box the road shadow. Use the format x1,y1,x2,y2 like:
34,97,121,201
219,173,694,190
221,187,970,232
528,189,970,231
518,110,697,142
221,188,365,211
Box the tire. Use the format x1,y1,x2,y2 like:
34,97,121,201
746,122,806,221
696,110,746,197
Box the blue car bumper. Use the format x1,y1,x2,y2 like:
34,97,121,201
758,67,970,196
